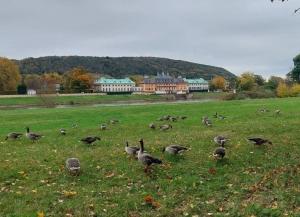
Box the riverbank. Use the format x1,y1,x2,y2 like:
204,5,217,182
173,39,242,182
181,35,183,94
0,92,225,109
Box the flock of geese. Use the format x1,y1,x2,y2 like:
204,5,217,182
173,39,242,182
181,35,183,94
4,108,277,175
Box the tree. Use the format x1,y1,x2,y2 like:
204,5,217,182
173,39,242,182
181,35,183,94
0,57,21,94
265,76,285,90
40,72,63,93
271,0,300,13
237,72,256,91
17,84,27,94
64,67,94,93
24,74,42,90
288,54,300,83
254,74,265,86
129,75,144,85
211,76,226,90
290,84,300,96
276,82,290,97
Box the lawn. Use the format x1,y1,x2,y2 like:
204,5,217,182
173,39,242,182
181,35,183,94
0,98,300,216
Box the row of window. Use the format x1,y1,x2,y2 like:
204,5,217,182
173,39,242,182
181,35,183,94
101,84,133,87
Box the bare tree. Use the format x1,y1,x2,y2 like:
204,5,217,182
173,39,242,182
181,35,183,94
271,0,300,13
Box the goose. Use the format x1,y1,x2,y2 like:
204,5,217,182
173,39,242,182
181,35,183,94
163,115,171,121
247,137,272,145
125,141,140,156
162,145,188,155
214,135,227,146
149,123,156,130
5,132,23,140
110,119,119,124
65,158,80,176
100,124,107,130
202,117,212,127
160,124,172,131
179,116,187,120
170,117,177,122
80,136,100,145
213,146,226,160
259,108,269,113
25,127,42,142
218,115,226,120
138,139,162,172
60,128,66,135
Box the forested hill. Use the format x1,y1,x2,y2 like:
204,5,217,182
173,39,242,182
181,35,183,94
15,56,236,80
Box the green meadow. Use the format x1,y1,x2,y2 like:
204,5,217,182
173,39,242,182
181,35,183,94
0,98,300,216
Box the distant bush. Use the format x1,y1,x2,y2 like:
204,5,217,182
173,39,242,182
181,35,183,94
222,90,275,101
276,82,290,98
290,84,300,96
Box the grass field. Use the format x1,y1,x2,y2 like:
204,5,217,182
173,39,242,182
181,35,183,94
0,92,224,108
0,98,300,216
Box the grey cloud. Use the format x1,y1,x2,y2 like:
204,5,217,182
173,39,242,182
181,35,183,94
0,0,299,78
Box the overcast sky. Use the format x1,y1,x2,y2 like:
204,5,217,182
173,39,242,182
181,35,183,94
0,0,299,78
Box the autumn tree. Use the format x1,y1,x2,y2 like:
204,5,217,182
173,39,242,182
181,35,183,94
129,75,144,85
40,72,63,93
290,84,300,96
237,72,256,91
64,67,94,93
265,76,285,90
24,74,42,90
276,82,290,97
0,57,21,94
211,76,226,90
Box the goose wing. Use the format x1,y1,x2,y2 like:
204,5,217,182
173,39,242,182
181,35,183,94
141,153,162,165
169,145,187,151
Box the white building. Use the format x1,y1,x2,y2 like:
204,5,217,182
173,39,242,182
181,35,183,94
184,78,209,92
94,78,136,93
27,89,37,95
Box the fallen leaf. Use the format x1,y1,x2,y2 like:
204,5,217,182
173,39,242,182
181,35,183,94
208,168,217,175
105,172,115,178
37,211,45,217
62,190,77,198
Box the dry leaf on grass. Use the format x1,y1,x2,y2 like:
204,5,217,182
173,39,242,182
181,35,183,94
37,211,45,217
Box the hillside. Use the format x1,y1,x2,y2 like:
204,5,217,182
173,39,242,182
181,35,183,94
15,56,236,80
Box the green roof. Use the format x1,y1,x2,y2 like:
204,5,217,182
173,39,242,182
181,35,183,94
184,78,208,84
95,78,134,84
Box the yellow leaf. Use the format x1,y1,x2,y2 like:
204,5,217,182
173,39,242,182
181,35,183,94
37,211,45,217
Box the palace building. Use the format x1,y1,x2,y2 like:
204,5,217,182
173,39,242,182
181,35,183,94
94,78,135,93
184,78,209,92
141,72,188,94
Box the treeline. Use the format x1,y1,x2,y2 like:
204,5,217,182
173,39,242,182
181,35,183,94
0,57,95,94
201,53,300,99
14,56,236,80
1,53,300,97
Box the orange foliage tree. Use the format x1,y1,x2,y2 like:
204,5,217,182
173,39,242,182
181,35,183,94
211,76,226,90
0,57,21,94
64,67,94,93
40,72,63,93
276,82,290,98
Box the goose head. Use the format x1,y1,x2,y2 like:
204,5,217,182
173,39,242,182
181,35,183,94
126,141,129,147
25,127,30,133
162,147,166,153
95,137,101,141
